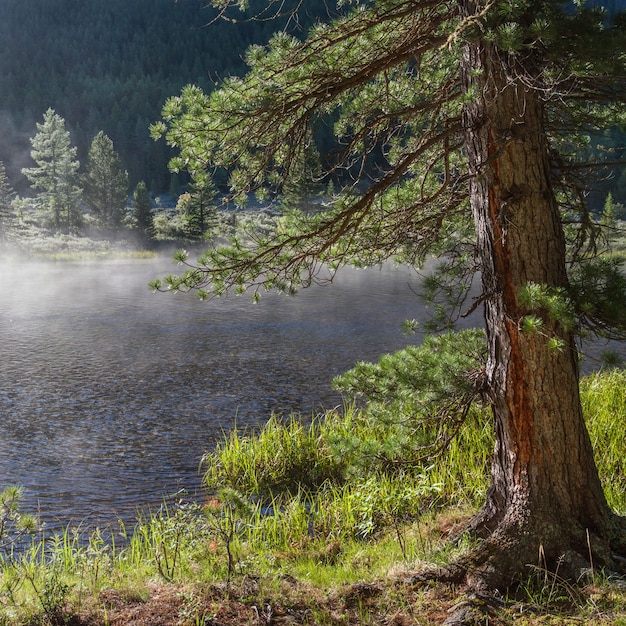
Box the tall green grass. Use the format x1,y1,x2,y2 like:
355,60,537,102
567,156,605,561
204,367,626,549
203,413,352,498
0,369,625,624
581,369,626,514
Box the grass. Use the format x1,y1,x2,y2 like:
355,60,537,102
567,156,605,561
1,229,157,262
581,369,626,515
1,370,626,624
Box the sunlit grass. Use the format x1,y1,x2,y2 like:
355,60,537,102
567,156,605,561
581,369,626,514
0,370,625,624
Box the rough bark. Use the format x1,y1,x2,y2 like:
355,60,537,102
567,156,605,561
432,10,626,592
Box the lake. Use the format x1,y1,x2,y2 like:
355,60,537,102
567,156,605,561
0,257,446,530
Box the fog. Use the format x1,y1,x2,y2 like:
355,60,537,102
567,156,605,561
0,258,434,529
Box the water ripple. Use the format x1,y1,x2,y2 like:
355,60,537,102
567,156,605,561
1,259,429,531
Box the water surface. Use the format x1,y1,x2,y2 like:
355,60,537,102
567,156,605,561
0,258,433,529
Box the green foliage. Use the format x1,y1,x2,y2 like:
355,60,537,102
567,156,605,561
153,0,626,352
1,369,626,622
332,329,487,466
279,136,325,211
517,282,579,352
334,475,442,543
176,172,218,241
133,500,217,583
131,181,154,238
22,109,82,234
0,163,15,242
0,486,38,557
36,566,72,625
203,414,349,499
416,253,478,332
203,330,491,519
149,209,286,298
568,256,626,338
581,369,626,514
83,131,129,230
518,283,576,331
203,488,258,588
200,362,626,555
0,0,333,191
602,192,618,231
151,208,187,242
203,401,493,545
152,0,473,289
334,330,485,407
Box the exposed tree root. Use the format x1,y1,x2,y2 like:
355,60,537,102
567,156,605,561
406,511,626,624
412,510,626,597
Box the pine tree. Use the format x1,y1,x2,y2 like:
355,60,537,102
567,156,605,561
176,172,217,241
83,131,129,230
153,0,626,592
132,181,154,239
279,136,324,212
22,109,82,233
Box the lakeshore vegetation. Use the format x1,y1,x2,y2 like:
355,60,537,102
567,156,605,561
3,0,626,623
152,0,626,598
1,365,626,625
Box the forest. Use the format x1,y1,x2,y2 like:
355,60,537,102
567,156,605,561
3,1,626,624
1,0,625,207
0,0,332,195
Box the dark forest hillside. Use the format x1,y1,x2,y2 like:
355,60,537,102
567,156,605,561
0,0,624,199
0,0,331,193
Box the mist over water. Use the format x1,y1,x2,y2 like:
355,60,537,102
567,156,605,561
0,258,437,530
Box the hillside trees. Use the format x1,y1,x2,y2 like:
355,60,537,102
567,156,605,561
22,109,82,233
0,0,334,191
153,0,626,592
83,131,129,230
0,162,15,241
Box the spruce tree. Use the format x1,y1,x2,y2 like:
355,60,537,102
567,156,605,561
153,0,626,592
22,109,82,233
83,131,129,230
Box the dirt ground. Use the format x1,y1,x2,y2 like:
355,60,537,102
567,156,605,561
66,575,626,625
71,577,461,625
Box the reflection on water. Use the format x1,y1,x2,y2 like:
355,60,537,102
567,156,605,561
0,258,435,530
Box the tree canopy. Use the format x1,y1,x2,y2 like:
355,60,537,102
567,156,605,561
132,181,154,240
0,0,333,192
83,131,129,230
152,0,626,596
153,0,626,310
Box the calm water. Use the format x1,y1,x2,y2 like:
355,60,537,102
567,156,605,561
0,258,438,530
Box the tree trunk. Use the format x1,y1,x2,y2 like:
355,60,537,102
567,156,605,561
449,25,626,591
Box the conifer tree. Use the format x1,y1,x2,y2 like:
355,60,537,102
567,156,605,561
279,137,324,211
132,181,154,239
176,172,217,240
22,109,82,233
153,0,626,592
84,131,129,230
0,162,15,242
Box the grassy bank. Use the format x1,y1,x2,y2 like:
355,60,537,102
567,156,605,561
1,370,626,625
0,231,157,262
